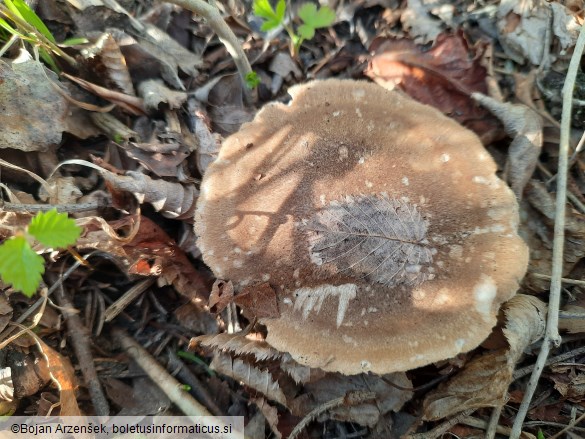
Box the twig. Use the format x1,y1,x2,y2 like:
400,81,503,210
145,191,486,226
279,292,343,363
52,278,110,416
163,0,256,104
0,201,105,213
103,278,155,322
531,272,585,287
549,411,585,439
111,327,213,416
509,17,585,439
486,405,503,439
289,391,376,439
407,409,476,439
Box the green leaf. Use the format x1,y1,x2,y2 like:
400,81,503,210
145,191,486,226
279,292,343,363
59,36,89,46
28,209,81,249
254,0,285,31
4,0,56,43
0,16,26,38
298,3,335,30
253,0,276,19
245,71,261,89
297,23,315,40
537,430,546,439
0,236,44,296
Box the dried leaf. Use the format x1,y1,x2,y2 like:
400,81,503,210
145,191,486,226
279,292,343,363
472,93,543,199
497,0,551,66
63,73,146,115
39,341,81,416
102,170,197,219
366,32,500,142
186,99,222,174
251,398,282,439
119,141,191,178
235,283,280,319
306,194,434,288
77,216,209,302
423,294,547,420
400,0,444,44
291,373,412,427
82,33,136,96
138,79,187,110
211,352,287,406
193,332,283,362
208,280,234,314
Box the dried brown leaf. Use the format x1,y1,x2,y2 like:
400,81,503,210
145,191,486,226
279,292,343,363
306,194,433,288
366,31,500,142
82,33,136,96
119,141,191,178
102,170,197,219
235,283,280,319
192,332,283,362
211,352,287,406
77,215,209,302
138,79,187,110
472,93,543,199
291,373,412,427
208,280,234,314
423,294,547,420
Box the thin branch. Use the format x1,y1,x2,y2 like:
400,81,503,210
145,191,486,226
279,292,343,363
163,0,256,104
509,18,585,439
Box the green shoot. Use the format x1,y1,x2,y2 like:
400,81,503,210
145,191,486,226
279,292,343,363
245,71,261,89
537,430,546,439
253,0,335,56
0,210,81,297
0,0,77,69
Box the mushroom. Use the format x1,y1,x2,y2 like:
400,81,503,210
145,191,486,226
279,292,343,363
194,79,529,375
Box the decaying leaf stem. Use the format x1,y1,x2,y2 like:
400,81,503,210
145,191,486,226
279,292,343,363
163,0,256,104
508,15,585,439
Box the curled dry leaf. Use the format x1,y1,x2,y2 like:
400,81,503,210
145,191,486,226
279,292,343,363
82,33,136,96
423,294,547,420
400,0,444,44
497,0,579,67
208,280,235,314
186,98,223,175
290,373,412,428
138,79,188,110
102,170,197,219
472,93,543,199
192,332,283,362
211,352,287,406
77,215,209,302
118,141,191,178
366,32,500,142
0,60,69,152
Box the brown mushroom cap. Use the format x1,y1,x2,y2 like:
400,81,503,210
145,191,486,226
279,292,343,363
195,79,529,375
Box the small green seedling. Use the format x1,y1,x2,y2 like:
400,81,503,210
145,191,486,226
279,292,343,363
253,0,335,56
0,209,81,297
245,70,261,89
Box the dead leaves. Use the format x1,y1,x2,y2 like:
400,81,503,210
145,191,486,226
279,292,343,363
472,93,543,199
423,295,547,420
366,31,501,142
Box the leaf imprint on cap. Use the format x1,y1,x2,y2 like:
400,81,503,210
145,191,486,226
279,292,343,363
305,194,435,286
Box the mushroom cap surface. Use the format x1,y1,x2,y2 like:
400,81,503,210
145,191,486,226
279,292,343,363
195,79,529,375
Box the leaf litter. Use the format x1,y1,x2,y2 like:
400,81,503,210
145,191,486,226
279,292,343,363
0,0,584,437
